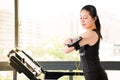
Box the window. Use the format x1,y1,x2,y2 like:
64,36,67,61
0,0,14,79
0,0,14,61
18,0,120,61
18,0,81,61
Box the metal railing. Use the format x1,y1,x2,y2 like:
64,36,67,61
0,61,120,80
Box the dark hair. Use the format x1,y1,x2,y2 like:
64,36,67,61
81,5,102,39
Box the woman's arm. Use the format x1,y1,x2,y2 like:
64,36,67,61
64,45,75,53
64,37,82,53
64,31,98,53
64,38,75,53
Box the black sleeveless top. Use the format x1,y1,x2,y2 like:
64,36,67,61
79,29,103,73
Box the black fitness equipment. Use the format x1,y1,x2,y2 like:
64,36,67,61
7,48,83,80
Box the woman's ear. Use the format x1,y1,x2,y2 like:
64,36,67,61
94,17,97,21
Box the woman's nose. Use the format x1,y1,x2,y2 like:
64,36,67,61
80,19,85,23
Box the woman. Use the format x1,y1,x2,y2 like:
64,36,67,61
64,5,108,80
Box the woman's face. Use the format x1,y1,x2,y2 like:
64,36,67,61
80,10,95,29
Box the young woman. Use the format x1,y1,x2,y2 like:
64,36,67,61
64,5,108,80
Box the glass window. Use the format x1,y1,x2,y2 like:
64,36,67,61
0,1,119,61
0,0,14,79
94,0,120,61
18,0,81,61
0,0,14,60
18,0,120,61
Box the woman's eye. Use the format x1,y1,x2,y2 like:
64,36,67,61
80,17,87,20
84,17,87,19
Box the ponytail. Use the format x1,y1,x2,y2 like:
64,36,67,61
95,16,102,39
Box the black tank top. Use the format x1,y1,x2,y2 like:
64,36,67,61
79,29,103,73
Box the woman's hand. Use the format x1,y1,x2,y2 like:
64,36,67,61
64,38,73,46
64,38,75,53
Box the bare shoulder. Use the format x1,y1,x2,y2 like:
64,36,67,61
90,30,98,38
81,31,96,38
80,31,98,46
88,31,99,46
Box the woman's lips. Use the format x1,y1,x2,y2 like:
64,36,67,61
82,24,86,26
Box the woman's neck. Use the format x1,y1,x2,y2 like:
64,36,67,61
86,24,96,32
